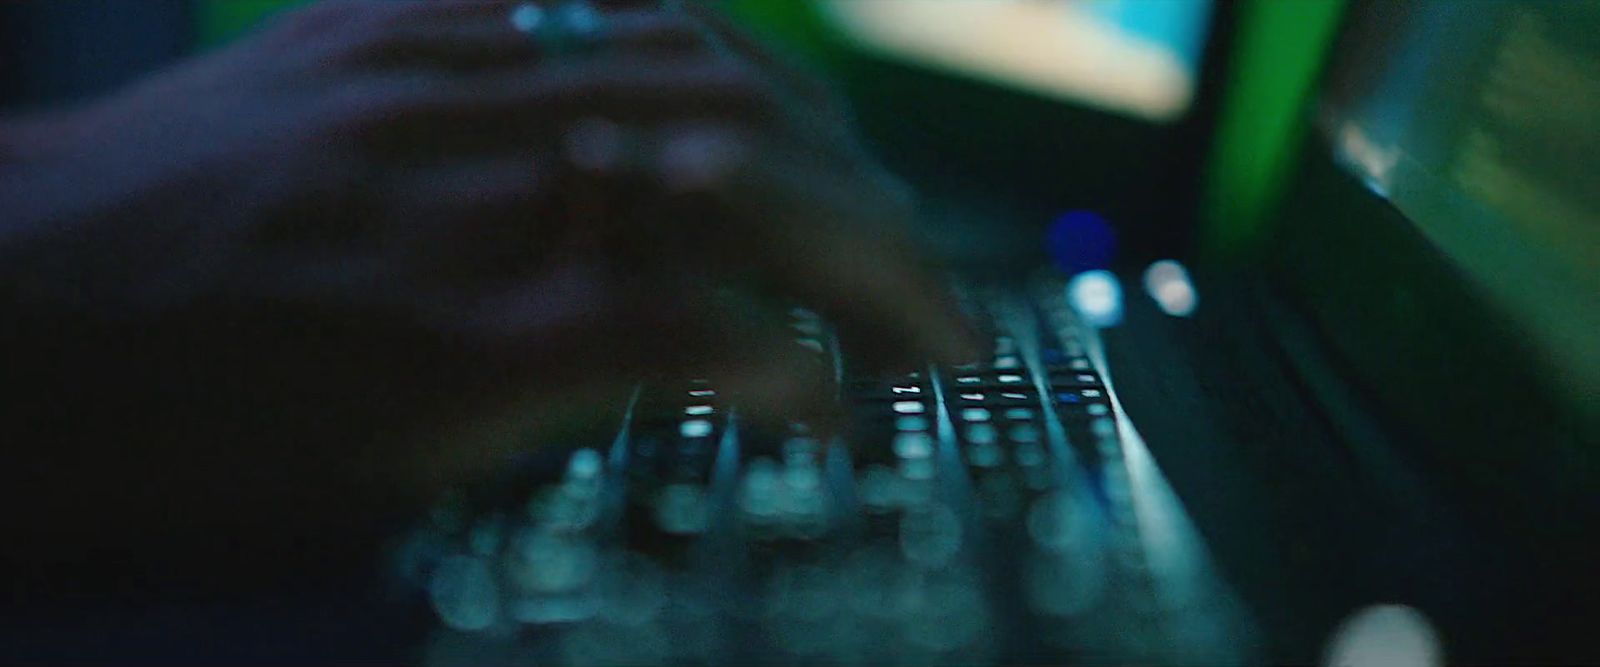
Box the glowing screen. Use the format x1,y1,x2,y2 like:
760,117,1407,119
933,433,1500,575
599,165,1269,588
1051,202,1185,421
821,0,1212,121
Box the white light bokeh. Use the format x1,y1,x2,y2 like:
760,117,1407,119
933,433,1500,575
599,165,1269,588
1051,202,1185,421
1142,259,1199,317
1322,604,1444,667
1067,270,1124,327
678,419,713,438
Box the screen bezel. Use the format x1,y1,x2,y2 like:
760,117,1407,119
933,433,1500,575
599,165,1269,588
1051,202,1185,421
1258,0,1599,560
726,0,1239,270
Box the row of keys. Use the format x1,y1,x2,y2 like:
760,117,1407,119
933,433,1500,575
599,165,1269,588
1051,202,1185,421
409,285,1213,665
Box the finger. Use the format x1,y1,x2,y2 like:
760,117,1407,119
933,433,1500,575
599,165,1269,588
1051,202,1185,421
411,264,777,387
380,121,978,376
466,55,779,120
694,291,838,427
434,263,838,399
233,153,554,312
377,156,556,286
384,155,548,211
344,57,781,157
355,9,710,68
639,127,983,370
409,268,835,444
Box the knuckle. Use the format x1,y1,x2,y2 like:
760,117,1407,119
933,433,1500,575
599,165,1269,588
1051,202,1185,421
363,0,430,34
266,0,378,53
292,1,417,58
346,6,417,55
320,77,437,136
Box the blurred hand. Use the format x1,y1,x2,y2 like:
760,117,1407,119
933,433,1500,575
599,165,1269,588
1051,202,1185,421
0,0,975,583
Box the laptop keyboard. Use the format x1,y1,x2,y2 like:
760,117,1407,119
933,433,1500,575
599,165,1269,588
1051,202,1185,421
395,279,1252,665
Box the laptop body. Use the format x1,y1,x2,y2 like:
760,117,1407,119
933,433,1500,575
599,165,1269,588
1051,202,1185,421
4,1,1594,664
714,0,1599,662
393,4,1272,664
1082,1,1600,662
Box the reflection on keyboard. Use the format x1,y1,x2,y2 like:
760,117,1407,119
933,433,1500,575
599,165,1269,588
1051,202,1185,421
394,279,1252,665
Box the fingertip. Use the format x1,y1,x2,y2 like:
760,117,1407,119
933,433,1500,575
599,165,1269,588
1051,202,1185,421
903,280,986,368
934,313,987,368
562,116,629,173
711,336,836,423
654,124,752,193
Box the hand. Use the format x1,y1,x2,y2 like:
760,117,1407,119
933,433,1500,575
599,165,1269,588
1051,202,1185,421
0,0,977,586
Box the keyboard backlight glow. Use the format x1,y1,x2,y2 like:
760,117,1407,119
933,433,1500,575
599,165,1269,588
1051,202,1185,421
680,419,714,438
893,432,934,459
896,415,930,431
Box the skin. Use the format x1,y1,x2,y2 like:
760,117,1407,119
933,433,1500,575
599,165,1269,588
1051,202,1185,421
0,1,978,592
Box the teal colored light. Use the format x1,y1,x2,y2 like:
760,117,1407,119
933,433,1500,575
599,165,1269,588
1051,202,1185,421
1079,0,1213,70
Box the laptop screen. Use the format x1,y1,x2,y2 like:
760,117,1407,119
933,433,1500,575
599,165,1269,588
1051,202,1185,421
1318,1,1600,406
818,0,1213,122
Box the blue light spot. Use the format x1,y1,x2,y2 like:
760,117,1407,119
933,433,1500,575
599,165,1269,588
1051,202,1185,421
1046,210,1116,276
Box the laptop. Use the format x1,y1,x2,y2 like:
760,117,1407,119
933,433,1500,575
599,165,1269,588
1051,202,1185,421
6,1,1594,664
394,1,1597,665
393,2,1261,665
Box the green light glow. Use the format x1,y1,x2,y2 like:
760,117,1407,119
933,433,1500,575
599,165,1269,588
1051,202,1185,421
1200,0,1345,264
196,0,311,48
